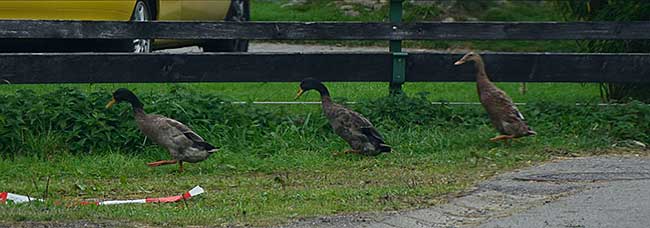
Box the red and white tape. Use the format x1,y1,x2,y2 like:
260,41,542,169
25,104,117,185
1,186,204,206
81,185,204,206
0,191,44,204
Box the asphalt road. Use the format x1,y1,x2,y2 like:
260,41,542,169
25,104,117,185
279,155,650,228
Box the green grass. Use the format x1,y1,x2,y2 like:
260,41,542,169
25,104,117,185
251,0,580,52
253,0,386,22
1,86,647,226
0,142,524,226
0,82,601,103
0,119,616,226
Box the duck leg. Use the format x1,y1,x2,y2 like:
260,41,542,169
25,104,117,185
344,149,361,154
489,135,514,143
333,149,361,156
519,82,527,95
178,161,184,173
147,160,178,167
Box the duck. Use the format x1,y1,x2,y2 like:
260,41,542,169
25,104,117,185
295,78,391,155
454,52,536,143
106,88,218,172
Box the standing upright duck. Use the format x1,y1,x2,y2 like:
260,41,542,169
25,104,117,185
106,88,219,172
454,52,536,142
295,78,391,155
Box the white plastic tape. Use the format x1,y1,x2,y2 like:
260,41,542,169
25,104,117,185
0,192,43,204
82,186,205,206
2,186,204,206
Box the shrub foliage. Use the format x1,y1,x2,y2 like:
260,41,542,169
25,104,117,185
1,88,649,157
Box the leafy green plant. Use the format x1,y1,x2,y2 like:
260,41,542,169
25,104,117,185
557,0,650,102
1,87,649,158
0,88,291,158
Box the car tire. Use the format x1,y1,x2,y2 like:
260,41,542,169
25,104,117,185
202,0,250,52
108,0,152,52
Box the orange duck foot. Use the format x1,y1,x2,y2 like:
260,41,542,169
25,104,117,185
489,135,515,142
333,149,361,156
147,160,178,167
344,149,361,154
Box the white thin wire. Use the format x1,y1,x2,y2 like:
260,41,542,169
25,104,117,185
224,101,626,106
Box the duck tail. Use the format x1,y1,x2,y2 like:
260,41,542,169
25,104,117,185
526,130,537,136
378,143,392,153
193,141,220,153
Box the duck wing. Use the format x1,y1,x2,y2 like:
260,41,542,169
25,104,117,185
485,89,534,136
140,114,217,151
360,126,385,143
328,104,373,129
499,90,527,121
360,126,391,152
164,117,219,151
163,118,205,142
328,104,389,149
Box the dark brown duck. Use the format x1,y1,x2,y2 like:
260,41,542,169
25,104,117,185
454,52,536,142
296,78,391,155
106,88,218,172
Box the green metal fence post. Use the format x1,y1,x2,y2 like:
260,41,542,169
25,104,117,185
389,0,406,95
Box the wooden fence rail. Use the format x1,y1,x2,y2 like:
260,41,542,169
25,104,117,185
1,52,648,84
1,20,650,40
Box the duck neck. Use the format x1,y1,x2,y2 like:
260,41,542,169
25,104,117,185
315,84,332,108
128,98,145,116
474,59,492,87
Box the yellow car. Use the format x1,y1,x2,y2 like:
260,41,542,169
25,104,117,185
0,0,249,52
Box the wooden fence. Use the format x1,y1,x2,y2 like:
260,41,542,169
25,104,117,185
1,4,649,90
1,52,648,84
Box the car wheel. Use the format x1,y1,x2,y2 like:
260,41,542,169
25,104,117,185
202,0,250,52
107,0,152,52
130,0,152,52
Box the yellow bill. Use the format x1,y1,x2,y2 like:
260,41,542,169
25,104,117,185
294,89,304,100
454,60,465,65
105,98,117,109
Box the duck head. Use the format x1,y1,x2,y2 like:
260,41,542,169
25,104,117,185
454,51,482,65
295,77,329,99
106,88,143,109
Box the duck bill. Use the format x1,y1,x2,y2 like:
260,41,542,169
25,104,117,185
105,98,117,109
454,60,465,65
294,89,304,100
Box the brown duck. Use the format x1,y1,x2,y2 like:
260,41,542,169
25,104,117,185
454,52,536,142
106,88,218,172
295,78,391,155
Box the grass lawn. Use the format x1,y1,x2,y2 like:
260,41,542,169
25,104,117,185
251,0,580,52
0,112,624,226
0,82,601,103
0,142,548,226
0,84,644,226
